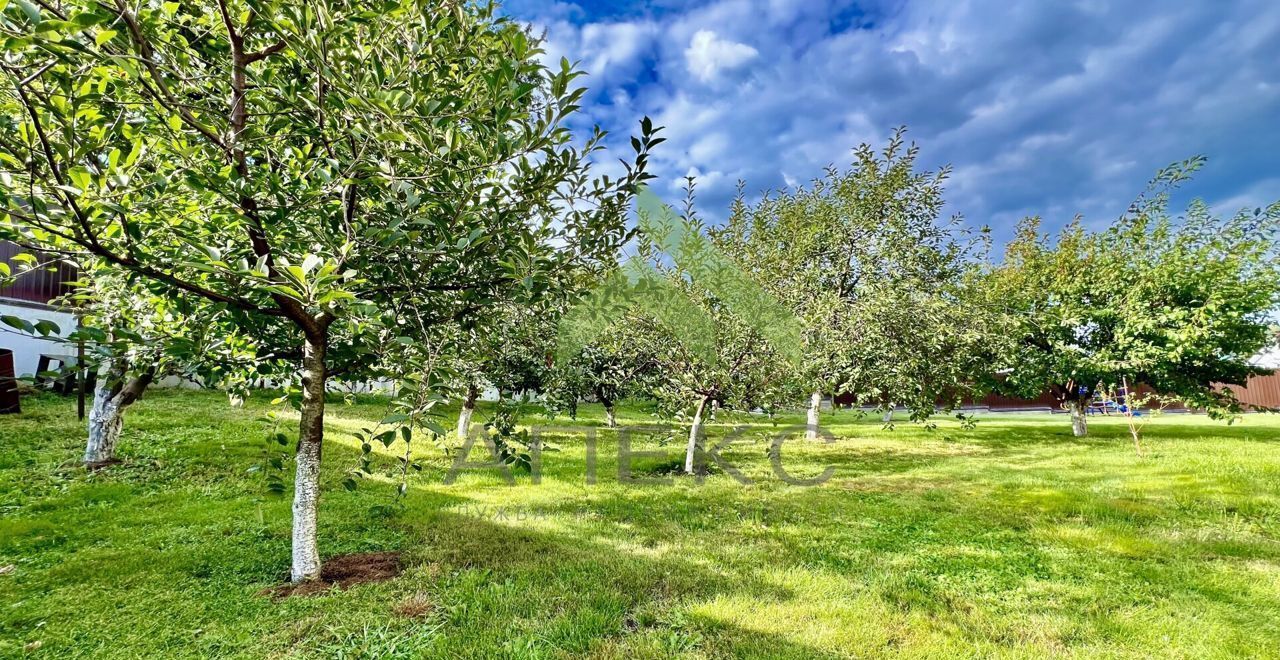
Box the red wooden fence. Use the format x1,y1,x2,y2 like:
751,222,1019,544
1219,372,1280,410
835,374,1280,412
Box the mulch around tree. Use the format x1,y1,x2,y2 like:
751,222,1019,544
262,551,402,599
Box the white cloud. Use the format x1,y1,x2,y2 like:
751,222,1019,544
1211,178,1280,216
684,30,759,82
509,0,1280,238
580,21,657,79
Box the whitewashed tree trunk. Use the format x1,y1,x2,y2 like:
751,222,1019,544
1069,399,1088,437
291,338,327,583
603,401,617,428
805,391,822,440
85,361,126,466
84,359,154,467
456,383,478,439
882,404,894,424
685,395,710,475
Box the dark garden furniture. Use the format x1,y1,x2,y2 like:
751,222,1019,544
36,353,87,395
0,348,18,414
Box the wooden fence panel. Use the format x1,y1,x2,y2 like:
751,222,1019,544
1219,373,1280,410
0,241,77,306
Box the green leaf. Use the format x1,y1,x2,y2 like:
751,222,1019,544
262,284,305,301
95,29,115,46
13,0,40,23
124,141,144,167
285,265,306,284
1,315,34,333
67,167,92,193
33,319,60,336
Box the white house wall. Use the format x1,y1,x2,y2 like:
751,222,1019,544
0,301,78,378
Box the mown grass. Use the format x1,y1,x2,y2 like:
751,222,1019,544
2,389,1279,658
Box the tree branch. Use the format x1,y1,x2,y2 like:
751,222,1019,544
105,0,231,155
245,41,287,64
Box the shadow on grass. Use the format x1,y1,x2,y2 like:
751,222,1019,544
351,503,847,658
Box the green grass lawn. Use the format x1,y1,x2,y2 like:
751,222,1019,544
2,390,1279,658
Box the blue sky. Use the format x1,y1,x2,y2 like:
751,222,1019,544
502,0,1280,241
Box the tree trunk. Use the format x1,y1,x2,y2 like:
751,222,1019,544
84,361,126,466
84,359,155,467
291,337,327,583
805,391,822,440
1069,398,1088,437
685,395,710,475
456,383,478,439
603,399,617,428
1122,376,1142,456
882,404,894,424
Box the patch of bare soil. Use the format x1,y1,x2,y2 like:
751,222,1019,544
83,458,123,471
263,551,402,599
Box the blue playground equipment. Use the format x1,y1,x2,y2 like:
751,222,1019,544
1088,384,1141,416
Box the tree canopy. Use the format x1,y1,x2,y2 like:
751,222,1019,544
717,129,994,425
0,0,655,581
986,157,1280,435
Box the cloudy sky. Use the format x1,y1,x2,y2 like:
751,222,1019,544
502,0,1280,241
